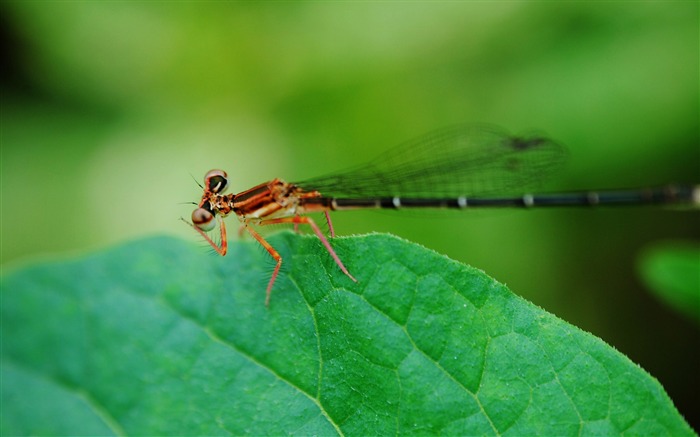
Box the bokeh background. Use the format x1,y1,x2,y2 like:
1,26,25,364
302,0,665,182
2,1,698,429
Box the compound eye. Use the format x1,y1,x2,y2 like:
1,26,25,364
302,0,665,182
192,208,216,231
204,169,228,193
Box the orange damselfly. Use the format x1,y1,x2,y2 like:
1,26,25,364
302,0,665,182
183,124,698,306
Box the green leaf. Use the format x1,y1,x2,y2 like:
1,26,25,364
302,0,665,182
1,233,694,436
638,242,700,324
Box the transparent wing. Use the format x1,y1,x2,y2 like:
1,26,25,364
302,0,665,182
296,124,567,198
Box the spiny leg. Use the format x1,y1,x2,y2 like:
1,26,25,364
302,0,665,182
324,211,335,238
293,212,333,235
260,216,356,282
181,217,228,255
244,224,282,307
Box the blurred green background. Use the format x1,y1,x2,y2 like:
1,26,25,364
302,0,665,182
2,1,698,429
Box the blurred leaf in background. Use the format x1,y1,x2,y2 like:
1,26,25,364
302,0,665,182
1,1,698,430
639,242,700,324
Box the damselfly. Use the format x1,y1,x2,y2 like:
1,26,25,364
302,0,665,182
183,124,698,306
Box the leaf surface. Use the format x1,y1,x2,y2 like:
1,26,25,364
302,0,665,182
1,233,694,436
